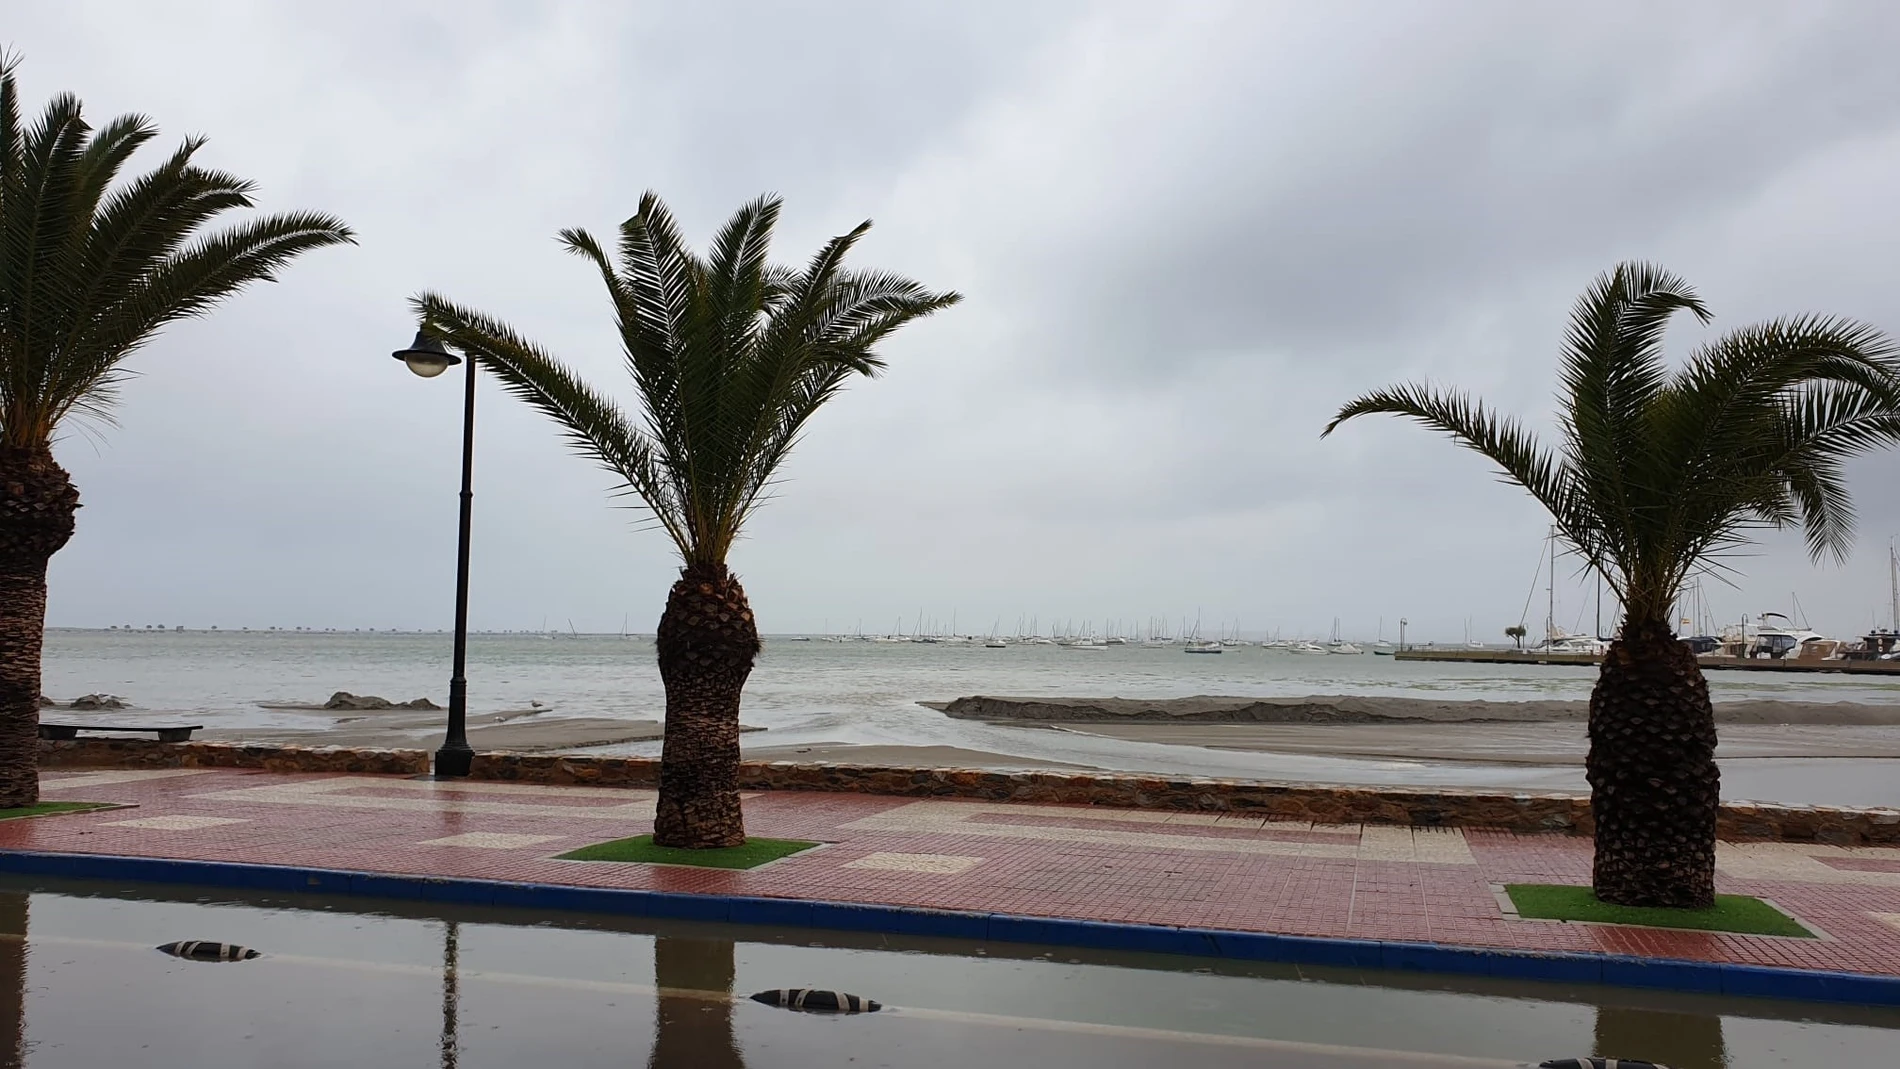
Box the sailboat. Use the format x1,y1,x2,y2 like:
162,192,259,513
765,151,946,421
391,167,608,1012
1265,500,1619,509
1182,612,1220,652
1371,616,1394,654
1326,617,1362,655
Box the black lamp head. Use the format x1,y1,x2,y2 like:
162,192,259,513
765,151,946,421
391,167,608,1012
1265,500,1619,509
392,331,462,378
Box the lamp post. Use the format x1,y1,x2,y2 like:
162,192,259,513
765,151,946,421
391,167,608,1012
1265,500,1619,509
392,331,476,777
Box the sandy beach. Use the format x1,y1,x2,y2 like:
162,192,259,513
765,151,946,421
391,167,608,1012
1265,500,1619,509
742,742,1101,770
930,693,1900,726
1039,721,1900,765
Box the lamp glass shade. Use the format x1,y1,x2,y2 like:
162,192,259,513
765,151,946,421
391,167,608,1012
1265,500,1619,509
402,354,453,378
392,331,461,378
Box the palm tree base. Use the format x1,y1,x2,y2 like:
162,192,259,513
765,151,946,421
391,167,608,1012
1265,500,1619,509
1587,617,1719,909
652,565,759,849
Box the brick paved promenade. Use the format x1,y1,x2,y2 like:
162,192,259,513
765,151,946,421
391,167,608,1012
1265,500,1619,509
7,768,1899,977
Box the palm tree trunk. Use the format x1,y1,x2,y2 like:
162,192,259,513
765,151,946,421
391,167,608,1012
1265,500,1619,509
0,448,79,809
1587,614,1719,908
652,563,759,848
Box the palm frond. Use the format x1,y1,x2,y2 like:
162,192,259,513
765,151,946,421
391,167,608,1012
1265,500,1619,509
1327,264,1900,625
413,293,690,555
0,62,351,448
419,193,958,567
46,211,352,431
1329,380,1586,526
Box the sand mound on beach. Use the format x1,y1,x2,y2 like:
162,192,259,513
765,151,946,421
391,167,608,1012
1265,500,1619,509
934,694,1900,726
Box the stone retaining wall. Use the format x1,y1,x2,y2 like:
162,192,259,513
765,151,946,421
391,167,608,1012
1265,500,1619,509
39,738,429,775
37,739,1900,845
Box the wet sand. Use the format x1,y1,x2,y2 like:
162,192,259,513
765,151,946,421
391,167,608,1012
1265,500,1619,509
193,700,682,751
202,713,671,752
1049,722,1900,765
934,694,1900,725
744,741,1102,771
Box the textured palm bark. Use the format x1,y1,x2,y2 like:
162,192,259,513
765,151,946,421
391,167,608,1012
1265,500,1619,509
1587,614,1720,908
652,563,759,848
647,937,742,1069
0,448,78,809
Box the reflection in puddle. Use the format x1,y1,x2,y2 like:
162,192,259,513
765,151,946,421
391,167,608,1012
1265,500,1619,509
1596,1005,1727,1069
0,893,22,1069
0,879,1892,1067
650,937,743,1069
440,920,460,1069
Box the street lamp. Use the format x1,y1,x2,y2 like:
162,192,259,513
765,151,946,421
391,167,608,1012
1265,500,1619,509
392,330,476,777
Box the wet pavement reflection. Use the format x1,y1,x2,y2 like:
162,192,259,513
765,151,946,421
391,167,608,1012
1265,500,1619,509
0,894,23,1069
649,938,743,1069
439,920,460,1069
0,878,1893,1067
1595,1005,1727,1069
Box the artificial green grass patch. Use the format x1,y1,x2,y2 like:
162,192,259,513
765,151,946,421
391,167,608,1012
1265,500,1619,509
557,834,819,870
1505,884,1812,938
0,801,119,821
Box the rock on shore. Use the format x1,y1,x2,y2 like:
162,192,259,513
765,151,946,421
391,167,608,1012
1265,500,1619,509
323,692,441,711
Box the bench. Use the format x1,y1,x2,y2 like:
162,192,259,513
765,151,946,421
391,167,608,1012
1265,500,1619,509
39,723,203,743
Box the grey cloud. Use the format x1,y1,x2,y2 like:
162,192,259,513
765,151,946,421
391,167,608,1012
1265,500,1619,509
15,0,1900,642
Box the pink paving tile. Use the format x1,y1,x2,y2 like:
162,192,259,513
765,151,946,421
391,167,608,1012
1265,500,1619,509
1819,857,1900,874
7,769,1900,977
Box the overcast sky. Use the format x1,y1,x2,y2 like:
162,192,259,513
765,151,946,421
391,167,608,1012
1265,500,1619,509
14,1,1900,641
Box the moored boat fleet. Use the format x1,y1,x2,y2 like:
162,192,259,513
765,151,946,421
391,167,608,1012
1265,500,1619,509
804,615,1396,655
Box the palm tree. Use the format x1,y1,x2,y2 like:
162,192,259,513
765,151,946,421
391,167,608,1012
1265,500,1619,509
1505,624,1528,649
1326,262,1900,907
0,58,352,806
415,192,959,847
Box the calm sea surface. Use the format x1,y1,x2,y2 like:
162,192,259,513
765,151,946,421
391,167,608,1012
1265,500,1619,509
40,630,1900,805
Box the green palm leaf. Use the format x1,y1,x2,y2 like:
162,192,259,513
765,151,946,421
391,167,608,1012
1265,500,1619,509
1327,261,1900,624
0,57,354,448
418,191,960,569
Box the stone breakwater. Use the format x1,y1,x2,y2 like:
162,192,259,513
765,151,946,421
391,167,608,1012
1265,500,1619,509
37,738,1900,846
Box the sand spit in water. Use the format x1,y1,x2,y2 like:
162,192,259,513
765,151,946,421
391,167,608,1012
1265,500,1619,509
931,694,1900,726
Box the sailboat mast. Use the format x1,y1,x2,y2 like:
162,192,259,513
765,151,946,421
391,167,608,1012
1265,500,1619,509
1595,571,1602,639
1546,525,1556,638
1890,538,1899,631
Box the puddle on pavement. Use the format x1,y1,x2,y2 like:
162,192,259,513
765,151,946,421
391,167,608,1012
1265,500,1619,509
0,876,1894,1068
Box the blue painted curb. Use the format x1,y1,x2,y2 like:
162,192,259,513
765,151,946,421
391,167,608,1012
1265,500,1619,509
2,848,1896,1007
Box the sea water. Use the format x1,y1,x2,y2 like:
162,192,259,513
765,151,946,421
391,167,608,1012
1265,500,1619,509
39,630,1900,805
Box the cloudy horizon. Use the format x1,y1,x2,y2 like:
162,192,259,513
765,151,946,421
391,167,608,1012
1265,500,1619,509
14,1,1900,643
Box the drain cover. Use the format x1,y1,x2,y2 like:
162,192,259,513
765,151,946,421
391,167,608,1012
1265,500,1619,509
749,989,880,1013
157,941,260,962
1529,1060,1670,1068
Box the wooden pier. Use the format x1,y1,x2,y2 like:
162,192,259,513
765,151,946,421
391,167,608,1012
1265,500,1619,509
1392,648,1900,675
